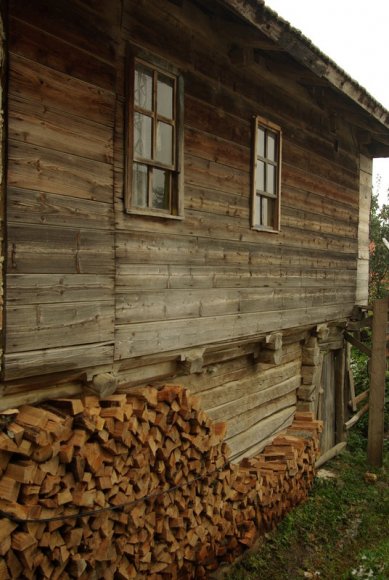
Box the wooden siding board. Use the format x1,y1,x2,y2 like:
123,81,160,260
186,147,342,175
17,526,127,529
6,301,115,353
115,303,354,360
7,224,115,275
9,97,114,164
4,343,114,380
9,16,116,91
8,188,113,230
9,0,117,64
9,55,115,127
7,274,114,304
8,140,113,203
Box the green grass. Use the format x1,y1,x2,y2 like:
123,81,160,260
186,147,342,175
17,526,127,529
226,436,389,580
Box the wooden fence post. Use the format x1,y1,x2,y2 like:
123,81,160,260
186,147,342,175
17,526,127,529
367,298,388,467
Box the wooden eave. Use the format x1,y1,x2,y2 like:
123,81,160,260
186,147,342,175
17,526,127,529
218,0,389,156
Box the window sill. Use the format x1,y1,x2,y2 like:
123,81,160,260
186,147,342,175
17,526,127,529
251,226,280,234
125,208,184,220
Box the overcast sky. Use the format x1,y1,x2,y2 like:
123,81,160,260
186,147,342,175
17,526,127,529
264,0,389,205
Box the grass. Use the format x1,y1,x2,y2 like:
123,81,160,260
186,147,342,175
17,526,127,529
225,430,389,580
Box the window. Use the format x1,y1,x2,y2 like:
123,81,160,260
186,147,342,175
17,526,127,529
252,116,282,231
125,47,184,218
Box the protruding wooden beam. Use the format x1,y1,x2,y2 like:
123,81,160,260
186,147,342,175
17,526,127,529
367,298,388,467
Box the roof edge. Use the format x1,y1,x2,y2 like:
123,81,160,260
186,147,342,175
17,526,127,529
220,0,389,133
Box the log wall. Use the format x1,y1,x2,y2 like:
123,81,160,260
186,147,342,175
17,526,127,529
114,0,360,365
5,0,118,380
0,3,6,376
4,0,368,442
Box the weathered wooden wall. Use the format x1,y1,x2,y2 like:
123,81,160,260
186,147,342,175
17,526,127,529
0,3,6,377
5,0,118,380
114,0,360,365
4,0,366,415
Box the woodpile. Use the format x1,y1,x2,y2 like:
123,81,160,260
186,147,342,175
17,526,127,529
0,385,321,579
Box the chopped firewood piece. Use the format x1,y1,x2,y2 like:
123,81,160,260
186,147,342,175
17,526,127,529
0,435,18,454
48,399,84,416
0,477,20,502
11,532,37,552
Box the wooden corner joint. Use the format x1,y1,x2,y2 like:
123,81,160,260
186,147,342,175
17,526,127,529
178,348,205,375
313,323,330,341
87,372,119,398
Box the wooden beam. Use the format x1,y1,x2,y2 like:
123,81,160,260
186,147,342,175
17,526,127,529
335,348,346,443
348,388,369,408
0,1,6,378
343,332,372,357
316,442,347,468
345,403,369,431
367,298,388,467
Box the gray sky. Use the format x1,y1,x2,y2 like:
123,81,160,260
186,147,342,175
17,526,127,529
264,0,389,205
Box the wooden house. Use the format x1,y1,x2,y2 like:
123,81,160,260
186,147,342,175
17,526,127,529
1,0,389,460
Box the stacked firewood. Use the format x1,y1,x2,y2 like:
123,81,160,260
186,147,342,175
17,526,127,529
0,385,321,579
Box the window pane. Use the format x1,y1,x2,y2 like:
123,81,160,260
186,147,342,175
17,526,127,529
261,196,275,228
134,65,153,111
266,164,276,195
256,160,265,192
267,132,277,161
156,122,173,166
254,195,261,226
257,127,265,158
132,163,148,208
134,112,152,160
157,74,174,119
152,169,170,210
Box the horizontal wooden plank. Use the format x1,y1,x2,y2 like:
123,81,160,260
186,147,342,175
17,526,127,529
116,287,356,324
282,185,359,224
6,301,115,353
9,54,115,126
184,127,250,172
116,263,357,291
7,274,114,304
10,16,116,91
7,223,114,274
185,154,249,196
8,140,113,203
9,97,114,163
202,360,300,414
228,406,296,459
115,303,354,360
224,391,297,440
10,0,117,64
4,342,114,380
115,184,358,250
116,230,357,269
8,187,113,230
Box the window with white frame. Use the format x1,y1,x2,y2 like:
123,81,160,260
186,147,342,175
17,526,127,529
252,116,282,231
125,47,184,218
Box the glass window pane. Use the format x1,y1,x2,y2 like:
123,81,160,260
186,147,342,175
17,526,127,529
134,65,153,111
261,196,275,228
132,163,148,208
256,160,265,192
134,113,152,160
157,74,174,119
267,132,277,161
266,164,276,195
152,169,170,210
156,122,173,166
254,195,261,226
257,127,265,157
